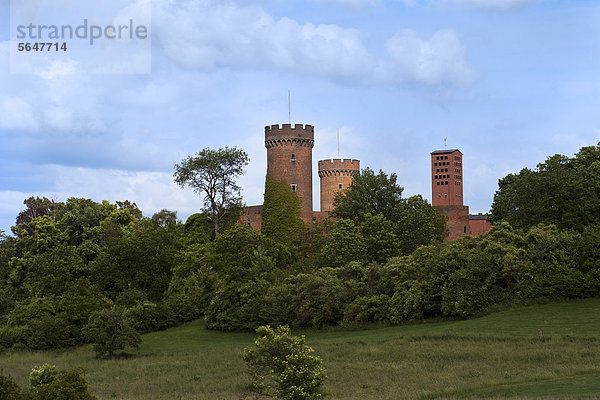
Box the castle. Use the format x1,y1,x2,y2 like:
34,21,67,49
430,149,492,239
241,123,491,239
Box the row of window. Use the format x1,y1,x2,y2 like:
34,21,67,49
435,174,462,180
436,168,448,173
435,155,449,161
434,161,449,166
436,181,462,186
454,162,462,167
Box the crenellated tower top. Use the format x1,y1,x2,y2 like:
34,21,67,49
265,124,314,148
318,159,360,177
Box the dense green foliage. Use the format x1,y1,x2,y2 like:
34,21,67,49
489,142,600,230
332,168,446,256
243,325,326,400
0,197,189,350
1,143,600,348
261,176,305,246
0,373,25,400
83,307,142,358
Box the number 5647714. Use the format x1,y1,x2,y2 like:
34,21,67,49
17,43,67,51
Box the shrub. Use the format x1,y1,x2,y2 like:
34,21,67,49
29,363,59,389
0,372,25,400
29,367,96,400
242,325,326,400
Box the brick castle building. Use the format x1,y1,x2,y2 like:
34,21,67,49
241,123,491,239
241,123,360,230
431,149,492,239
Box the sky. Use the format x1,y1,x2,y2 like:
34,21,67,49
0,0,599,234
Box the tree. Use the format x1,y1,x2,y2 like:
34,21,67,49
83,307,141,358
489,143,600,230
332,167,405,223
151,209,179,228
319,219,365,267
331,168,445,257
243,325,326,400
397,195,446,254
14,197,62,237
261,176,305,246
174,147,249,237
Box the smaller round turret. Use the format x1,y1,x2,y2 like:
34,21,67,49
318,159,360,212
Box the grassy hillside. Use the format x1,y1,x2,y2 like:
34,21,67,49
1,299,600,399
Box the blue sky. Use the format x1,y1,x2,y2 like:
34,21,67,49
1,0,599,234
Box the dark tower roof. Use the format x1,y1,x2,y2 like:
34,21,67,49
431,149,462,155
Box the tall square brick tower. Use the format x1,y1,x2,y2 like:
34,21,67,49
431,149,470,239
431,149,463,207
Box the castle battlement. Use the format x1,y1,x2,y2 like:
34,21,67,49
318,159,360,169
318,159,360,178
265,124,314,138
265,124,314,149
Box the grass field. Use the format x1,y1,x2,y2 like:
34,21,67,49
1,299,600,399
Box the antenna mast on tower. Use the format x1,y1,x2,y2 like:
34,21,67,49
337,128,340,158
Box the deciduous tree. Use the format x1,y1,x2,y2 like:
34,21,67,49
174,147,249,237
83,307,141,358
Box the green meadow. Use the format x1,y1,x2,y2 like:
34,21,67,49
2,299,600,399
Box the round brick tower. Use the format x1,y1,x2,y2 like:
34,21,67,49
265,124,314,223
318,159,360,212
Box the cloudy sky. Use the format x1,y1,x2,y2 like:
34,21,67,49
1,0,599,234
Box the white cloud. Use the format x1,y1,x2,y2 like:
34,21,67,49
458,0,543,12
154,0,475,87
380,29,476,86
154,0,375,81
317,0,380,9
46,165,200,216
0,97,39,131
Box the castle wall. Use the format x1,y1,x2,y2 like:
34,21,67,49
469,214,492,236
318,159,360,212
240,205,263,231
434,205,472,241
265,124,314,223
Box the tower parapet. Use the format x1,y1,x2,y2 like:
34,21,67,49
265,124,314,223
318,158,360,212
265,124,315,148
318,159,360,178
